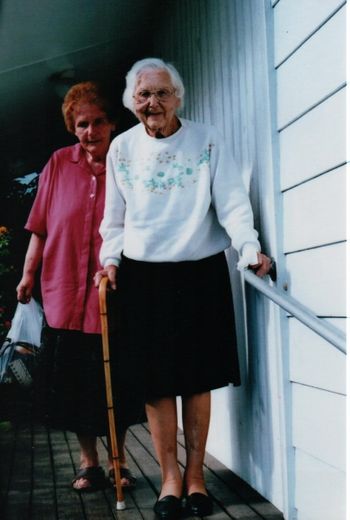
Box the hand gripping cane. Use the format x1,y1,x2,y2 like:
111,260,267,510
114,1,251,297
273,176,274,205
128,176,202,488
99,276,126,510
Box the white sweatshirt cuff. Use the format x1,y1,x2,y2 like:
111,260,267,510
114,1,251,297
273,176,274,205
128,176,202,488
237,242,259,271
103,258,120,268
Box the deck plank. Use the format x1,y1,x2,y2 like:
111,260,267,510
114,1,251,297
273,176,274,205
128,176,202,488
100,434,157,520
65,431,116,520
132,425,238,520
31,423,57,519
178,436,262,520
5,424,33,519
0,422,15,515
50,429,87,519
0,420,284,519
126,425,166,519
200,450,284,520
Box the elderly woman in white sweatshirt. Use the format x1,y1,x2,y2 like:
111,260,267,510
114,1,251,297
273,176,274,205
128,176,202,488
97,57,271,520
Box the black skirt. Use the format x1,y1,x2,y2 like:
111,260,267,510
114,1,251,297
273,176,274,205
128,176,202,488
43,329,145,436
114,251,240,401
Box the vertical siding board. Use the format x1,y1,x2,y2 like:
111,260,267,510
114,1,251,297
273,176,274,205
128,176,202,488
197,0,205,122
205,1,215,123
203,0,214,123
179,1,189,116
193,0,202,121
212,0,227,134
220,1,235,149
243,0,257,163
160,2,173,61
192,0,202,122
217,4,228,140
199,0,211,122
186,1,194,121
234,1,251,178
230,0,244,167
176,2,185,84
186,0,195,118
247,0,263,218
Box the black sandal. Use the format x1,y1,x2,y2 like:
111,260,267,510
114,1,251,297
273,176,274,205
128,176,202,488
72,466,107,493
109,467,137,489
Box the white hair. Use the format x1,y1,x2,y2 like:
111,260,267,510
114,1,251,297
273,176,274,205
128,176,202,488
122,57,185,114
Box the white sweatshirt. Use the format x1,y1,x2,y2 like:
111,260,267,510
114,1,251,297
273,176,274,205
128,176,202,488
100,118,260,267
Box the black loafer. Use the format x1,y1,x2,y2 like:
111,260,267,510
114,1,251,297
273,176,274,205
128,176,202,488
185,493,213,517
154,495,182,519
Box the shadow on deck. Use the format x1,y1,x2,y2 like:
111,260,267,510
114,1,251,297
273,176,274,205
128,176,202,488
0,389,284,520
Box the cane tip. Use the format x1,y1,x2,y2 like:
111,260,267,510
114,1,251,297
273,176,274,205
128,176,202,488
116,500,126,510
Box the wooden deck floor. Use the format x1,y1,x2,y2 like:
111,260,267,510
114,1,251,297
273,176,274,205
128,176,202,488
0,395,284,520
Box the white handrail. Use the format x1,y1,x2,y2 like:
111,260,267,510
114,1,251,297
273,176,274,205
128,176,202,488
243,270,346,354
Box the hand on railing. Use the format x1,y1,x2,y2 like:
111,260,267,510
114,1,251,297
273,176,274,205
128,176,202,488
248,254,277,281
268,258,277,281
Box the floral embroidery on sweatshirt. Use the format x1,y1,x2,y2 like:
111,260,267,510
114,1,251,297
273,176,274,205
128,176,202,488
117,145,214,194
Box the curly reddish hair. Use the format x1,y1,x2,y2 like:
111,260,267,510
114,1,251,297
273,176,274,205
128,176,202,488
62,81,115,133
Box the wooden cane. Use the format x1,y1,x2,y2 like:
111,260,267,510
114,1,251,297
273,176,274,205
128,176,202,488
99,276,126,510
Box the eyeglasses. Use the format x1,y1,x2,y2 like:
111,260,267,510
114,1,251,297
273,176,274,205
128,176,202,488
133,88,175,103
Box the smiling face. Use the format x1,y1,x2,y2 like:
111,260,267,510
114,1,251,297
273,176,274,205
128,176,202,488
73,103,115,161
133,69,181,138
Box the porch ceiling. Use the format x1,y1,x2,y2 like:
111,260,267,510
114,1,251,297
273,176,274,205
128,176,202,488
0,0,157,177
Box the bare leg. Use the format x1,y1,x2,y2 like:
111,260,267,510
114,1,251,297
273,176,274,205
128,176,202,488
73,434,99,489
74,431,131,489
146,397,183,499
107,429,127,468
182,392,211,495
107,429,135,487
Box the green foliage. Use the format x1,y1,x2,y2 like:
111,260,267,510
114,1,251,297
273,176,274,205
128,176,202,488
0,227,14,340
0,227,11,274
0,173,39,343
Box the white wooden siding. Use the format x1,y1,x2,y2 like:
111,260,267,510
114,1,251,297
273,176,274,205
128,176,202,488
274,0,345,67
292,384,346,471
279,88,346,190
285,242,346,316
283,165,346,252
276,5,346,129
295,450,346,520
289,318,346,394
274,0,347,517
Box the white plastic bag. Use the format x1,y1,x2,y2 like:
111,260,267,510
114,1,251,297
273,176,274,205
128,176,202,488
0,299,44,386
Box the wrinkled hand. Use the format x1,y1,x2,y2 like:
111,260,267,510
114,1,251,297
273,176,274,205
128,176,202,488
16,274,34,303
249,253,272,278
94,265,118,290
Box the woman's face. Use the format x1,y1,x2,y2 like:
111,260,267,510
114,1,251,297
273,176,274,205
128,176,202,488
133,69,180,138
73,103,115,161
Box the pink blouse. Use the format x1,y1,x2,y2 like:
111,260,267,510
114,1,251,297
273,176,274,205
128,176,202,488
26,144,105,334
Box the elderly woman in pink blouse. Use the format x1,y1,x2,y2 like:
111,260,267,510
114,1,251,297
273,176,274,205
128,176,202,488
16,82,139,492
